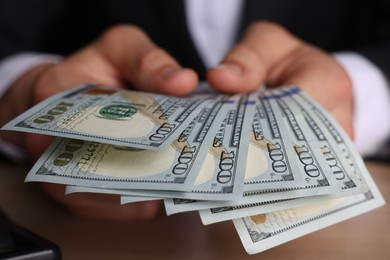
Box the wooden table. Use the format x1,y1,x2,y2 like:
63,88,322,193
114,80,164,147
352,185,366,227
1,159,389,260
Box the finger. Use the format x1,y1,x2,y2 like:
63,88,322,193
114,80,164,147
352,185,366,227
207,21,301,93
92,25,198,96
67,198,163,221
266,45,354,139
25,133,53,160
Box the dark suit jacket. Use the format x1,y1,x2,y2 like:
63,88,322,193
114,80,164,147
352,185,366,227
0,0,389,161
1,0,390,80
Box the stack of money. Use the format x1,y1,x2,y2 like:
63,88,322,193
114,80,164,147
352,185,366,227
2,84,385,254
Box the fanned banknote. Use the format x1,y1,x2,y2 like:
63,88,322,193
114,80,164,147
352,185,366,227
163,90,357,215
24,93,258,198
270,87,365,194
198,87,367,224
64,93,257,200
232,87,384,254
234,160,384,254
2,84,212,150
24,96,231,191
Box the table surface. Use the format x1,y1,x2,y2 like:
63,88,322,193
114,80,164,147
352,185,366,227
1,159,389,260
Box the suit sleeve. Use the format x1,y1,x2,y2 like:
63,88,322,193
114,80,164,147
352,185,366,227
348,1,390,83
0,0,71,60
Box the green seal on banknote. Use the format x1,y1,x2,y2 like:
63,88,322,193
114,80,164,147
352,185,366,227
99,104,137,120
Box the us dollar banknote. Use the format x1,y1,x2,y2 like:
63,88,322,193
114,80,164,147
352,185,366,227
199,195,331,225
271,87,365,196
197,87,366,224
2,84,212,150
177,93,256,200
222,87,383,254
164,91,349,215
25,93,258,197
24,96,231,191
286,86,369,192
65,93,257,200
233,168,384,254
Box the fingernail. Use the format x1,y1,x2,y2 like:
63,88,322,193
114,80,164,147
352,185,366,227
161,67,181,79
214,63,242,75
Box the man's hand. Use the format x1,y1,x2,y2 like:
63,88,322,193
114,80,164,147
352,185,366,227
33,25,199,104
31,25,200,221
207,21,354,139
27,25,199,159
39,183,162,221
1,25,199,221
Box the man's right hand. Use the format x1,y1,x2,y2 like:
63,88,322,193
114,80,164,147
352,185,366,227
0,25,199,221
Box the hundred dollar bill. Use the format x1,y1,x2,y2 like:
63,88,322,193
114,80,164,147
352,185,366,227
64,93,257,200
271,87,365,196
233,86,385,254
121,91,255,201
195,88,366,222
65,185,161,203
243,93,314,191
164,90,345,215
25,96,232,191
233,170,385,254
199,182,362,226
283,86,369,192
67,185,161,203
199,195,332,225
264,90,343,194
175,92,256,199
2,84,212,150
120,196,160,204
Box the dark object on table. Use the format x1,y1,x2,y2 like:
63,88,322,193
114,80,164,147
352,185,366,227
0,209,61,260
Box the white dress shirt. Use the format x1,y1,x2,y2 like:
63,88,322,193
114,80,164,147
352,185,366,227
185,0,390,158
0,0,389,160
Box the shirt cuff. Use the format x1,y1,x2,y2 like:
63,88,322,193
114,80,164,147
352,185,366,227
0,52,62,98
334,52,390,157
0,52,62,161
0,137,27,162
